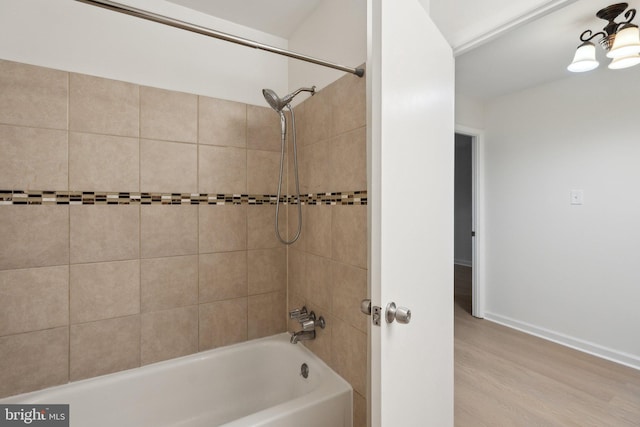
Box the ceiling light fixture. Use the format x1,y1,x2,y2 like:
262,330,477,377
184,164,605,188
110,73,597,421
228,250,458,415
568,2,640,72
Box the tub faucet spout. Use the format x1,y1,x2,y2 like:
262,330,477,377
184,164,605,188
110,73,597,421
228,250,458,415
290,330,316,344
289,306,326,344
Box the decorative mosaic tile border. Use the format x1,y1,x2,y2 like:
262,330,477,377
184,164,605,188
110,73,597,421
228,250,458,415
0,190,367,206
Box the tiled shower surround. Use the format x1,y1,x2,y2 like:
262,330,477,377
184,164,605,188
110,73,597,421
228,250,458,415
285,71,368,427
0,59,367,426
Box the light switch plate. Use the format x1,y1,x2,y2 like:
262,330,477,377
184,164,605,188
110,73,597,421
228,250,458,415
570,190,584,205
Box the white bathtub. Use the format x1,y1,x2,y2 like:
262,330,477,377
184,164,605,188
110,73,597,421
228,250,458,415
0,333,352,427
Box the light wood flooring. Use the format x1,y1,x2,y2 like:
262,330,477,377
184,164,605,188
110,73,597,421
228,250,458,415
454,265,640,426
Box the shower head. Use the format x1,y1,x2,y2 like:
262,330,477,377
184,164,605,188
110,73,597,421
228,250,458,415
262,88,283,112
262,86,316,112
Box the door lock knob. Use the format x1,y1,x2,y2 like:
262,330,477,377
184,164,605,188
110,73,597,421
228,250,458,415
395,306,411,324
386,302,411,324
360,299,371,315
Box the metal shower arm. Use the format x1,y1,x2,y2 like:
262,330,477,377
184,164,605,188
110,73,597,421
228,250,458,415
281,86,316,105
74,0,365,77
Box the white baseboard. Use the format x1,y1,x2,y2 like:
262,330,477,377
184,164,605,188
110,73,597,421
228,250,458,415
454,259,472,267
483,312,640,371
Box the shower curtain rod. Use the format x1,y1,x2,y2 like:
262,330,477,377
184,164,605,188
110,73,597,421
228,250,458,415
75,0,365,77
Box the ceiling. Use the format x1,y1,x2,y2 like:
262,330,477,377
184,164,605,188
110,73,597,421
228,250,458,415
165,0,321,38
456,0,640,101
163,0,640,101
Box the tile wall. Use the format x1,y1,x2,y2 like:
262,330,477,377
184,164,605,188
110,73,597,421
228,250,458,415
0,59,287,398
286,71,368,427
0,58,369,427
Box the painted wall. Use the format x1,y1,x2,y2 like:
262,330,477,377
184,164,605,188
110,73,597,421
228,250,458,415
0,0,288,106
483,68,640,367
454,134,472,266
287,0,366,95
455,92,486,129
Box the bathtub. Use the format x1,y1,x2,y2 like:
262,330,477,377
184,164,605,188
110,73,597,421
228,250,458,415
0,333,353,427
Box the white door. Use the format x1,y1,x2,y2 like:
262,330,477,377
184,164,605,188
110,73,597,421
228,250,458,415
368,0,454,426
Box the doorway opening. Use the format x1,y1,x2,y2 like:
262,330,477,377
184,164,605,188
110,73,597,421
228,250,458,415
454,127,484,318
454,133,473,315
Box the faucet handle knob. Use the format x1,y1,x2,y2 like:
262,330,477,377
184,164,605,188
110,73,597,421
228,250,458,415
301,313,326,331
289,306,308,320
301,319,316,331
289,308,301,319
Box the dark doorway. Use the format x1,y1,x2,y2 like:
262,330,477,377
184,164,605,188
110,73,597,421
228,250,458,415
454,133,472,315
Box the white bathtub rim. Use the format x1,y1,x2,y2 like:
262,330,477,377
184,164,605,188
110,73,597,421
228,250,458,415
0,332,351,405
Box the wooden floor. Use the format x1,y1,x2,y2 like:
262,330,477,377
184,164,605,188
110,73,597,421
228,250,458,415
454,265,640,426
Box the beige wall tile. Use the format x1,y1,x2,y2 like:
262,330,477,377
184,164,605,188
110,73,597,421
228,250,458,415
297,144,310,195
331,127,366,192
302,308,332,366
331,72,366,137
199,251,247,303
305,254,332,312
70,316,140,381
140,139,197,193
199,298,248,351
0,206,69,270
0,266,69,336
0,61,374,398
199,96,246,148
332,205,367,269
331,319,367,396
301,88,331,146
141,256,198,312
199,205,247,253
70,205,139,264
287,204,304,250
248,248,286,295
140,87,197,143
0,59,68,130
287,249,307,301
141,205,197,258
198,145,247,194
0,327,68,398
305,204,332,258
247,205,281,249
69,132,139,192
247,150,280,195
247,105,281,152
70,260,140,324
353,391,367,427
332,261,368,333
296,69,370,407
282,121,296,195
0,125,68,191
69,73,138,137
301,140,331,194
290,103,306,146
248,291,286,339
141,306,198,365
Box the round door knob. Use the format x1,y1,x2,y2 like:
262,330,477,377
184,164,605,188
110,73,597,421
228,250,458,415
385,302,397,323
360,299,372,315
395,306,411,324
385,302,411,324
